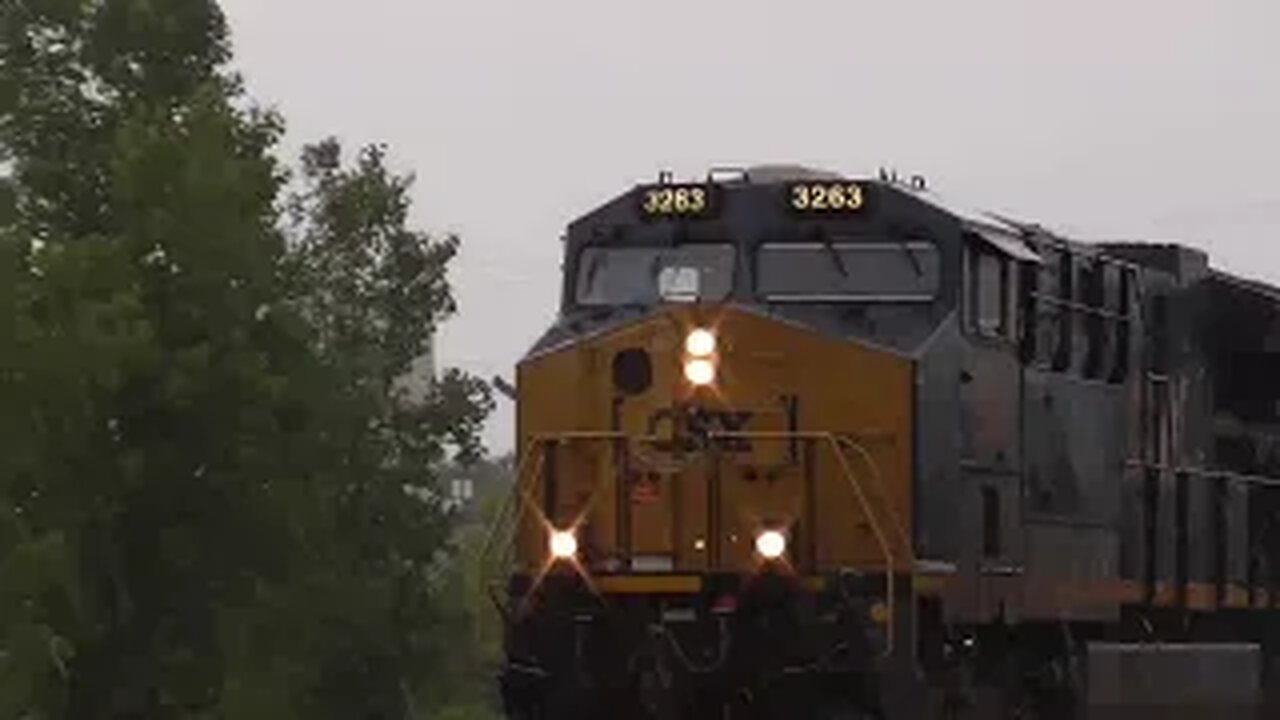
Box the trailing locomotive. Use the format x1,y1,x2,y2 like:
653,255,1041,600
485,166,1280,718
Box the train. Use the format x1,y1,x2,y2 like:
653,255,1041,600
483,166,1280,719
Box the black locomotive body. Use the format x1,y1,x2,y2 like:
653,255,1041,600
491,167,1280,718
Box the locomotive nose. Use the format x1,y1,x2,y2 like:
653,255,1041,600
516,304,914,579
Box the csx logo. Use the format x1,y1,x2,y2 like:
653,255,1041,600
646,405,753,452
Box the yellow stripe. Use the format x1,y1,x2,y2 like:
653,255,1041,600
913,575,947,595
1186,582,1216,610
594,575,702,594
1117,579,1145,604
799,576,827,592
595,575,831,594
1224,585,1249,608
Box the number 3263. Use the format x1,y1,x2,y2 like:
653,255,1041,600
644,187,707,215
790,183,864,211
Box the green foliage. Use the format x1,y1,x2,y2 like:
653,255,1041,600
418,481,510,719
0,1,495,717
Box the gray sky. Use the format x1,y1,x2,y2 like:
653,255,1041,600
220,0,1279,454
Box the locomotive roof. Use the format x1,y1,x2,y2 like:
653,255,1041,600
568,166,1280,304
1210,268,1280,305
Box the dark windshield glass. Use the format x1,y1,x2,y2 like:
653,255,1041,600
756,241,940,302
575,245,736,306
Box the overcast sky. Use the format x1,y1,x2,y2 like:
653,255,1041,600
219,0,1279,454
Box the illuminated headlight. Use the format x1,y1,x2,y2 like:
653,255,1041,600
684,328,717,358
683,358,716,386
549,529,578,560
754,530,787,560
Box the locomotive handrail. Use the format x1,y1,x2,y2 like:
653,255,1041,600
480,431,639,573
482,429,908,655
478,427,650,591
707,430,900,655
823,437,898,657
703,430,905,560
478,436,548,576
833,435,914,564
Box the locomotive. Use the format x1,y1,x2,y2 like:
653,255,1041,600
485,166,1280,718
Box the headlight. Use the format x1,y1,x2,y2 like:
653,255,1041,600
684,328,717,358
549,529,578,560
754,529,787,560
683,358,716,386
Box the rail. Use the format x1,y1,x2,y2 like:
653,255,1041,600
478,430,909,655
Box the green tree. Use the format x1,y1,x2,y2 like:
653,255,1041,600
426,456,515,719
0,1,492,717
272,137,494,718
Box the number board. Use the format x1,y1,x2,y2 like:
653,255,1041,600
786,181,866,214
638,184,717,219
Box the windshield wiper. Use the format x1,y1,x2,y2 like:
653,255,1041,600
818,231,849,278
893,230,924,278
584,254,604,291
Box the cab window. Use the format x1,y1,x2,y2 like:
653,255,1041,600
575,244,736,306
756,241,940,302
966,243,1014,341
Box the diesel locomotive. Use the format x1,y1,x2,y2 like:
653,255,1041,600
484,166,1280,718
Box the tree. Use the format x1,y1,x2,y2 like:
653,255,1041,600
0,1,492,717
428,453,516,718
274,137,494,718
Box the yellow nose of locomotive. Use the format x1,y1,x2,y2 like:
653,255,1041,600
513,304,914,583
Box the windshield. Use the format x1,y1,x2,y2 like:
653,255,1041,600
575,244,736,306
756,241,940,302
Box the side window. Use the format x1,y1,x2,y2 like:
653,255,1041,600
966,240,1014,341
977,252,1008,336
